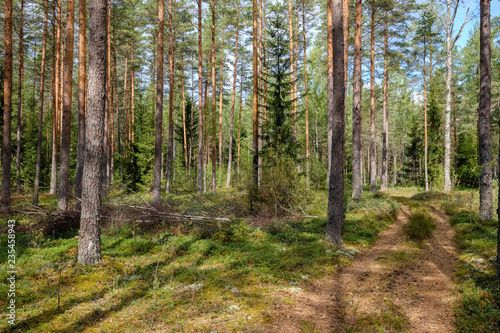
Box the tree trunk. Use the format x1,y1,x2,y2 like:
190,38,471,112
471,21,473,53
75,0,87,209
423,35,429,192
326,0,333,187
165,0,175,193
197,0,204,195
369,0,376,193
153,0,164,206
16,0,24,194
57,0,75,211
130,38,135,144
237,65,243,176
181,54,188,170
33,0,49,206
326,0,345,245
218,49,224,183
479,0,492,219
352,0,363,200
210,0,217,193
288,0,295,136
50,0,62,196
252,0,259,194
78,0,107,265
381,13,389,191
227,2,239,188
1,0,13,212
303,0,309,190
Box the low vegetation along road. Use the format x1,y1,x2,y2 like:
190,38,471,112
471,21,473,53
268,195,459,332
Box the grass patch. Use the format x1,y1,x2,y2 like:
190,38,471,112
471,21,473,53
433,191,500,332
404,209,436,241
345,299,409,332
0,188,401,332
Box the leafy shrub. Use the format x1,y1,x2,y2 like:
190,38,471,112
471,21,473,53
404,209,435,241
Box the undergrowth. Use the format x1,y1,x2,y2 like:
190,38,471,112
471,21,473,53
411,190,500,332
404,209,436,241
0,190,401,332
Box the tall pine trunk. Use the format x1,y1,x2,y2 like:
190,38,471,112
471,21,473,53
352,0,363,200
326,0,333,187
153,0,164,206
369,0,376,193
478,0,492,219
380,12,389,191
302,0,310,190
326,0,345,245
75,0,87,208
78,0,107,265
50,0,62,195
197,0,204,194
16,0,24,194
57,0,75,211
226,2,239,188
1,0,13,212
165,0,175,193
33,0,49,206
423,35,429,192
210,0,217,192
252,0,259,194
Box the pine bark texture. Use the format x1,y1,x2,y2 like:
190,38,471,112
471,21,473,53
165,0,175,193
211,0,217,193
479,0,492,219
153,0,164,206
252,0,259,191
226,3,239,188
326,0,345,245
1,0,13,212
75,0,87,208
352,0,363,200
369,0,376,193
381,15,389,191
78,0,107,266
16,0,24,194
197,0,204,194
326,0,333,187
33,0,49,206
58,0,75,211
50,0,62,195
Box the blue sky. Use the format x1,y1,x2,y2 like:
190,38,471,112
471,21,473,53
430,0,500,48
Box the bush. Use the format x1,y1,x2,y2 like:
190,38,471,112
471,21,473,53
404,209,435,241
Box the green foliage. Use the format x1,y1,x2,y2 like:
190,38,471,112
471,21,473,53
404,209,435,241
454,281,500,333
456,132,479,188
260,1,298,159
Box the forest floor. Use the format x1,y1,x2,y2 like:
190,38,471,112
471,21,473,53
1,187,499,332
266,195,458,332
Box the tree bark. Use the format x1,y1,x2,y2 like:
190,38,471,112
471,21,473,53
165,0,175,193
181,54,188,170
33,0,49,206
16,0,25,194
423,33,429,192
237,65,243,176
369,0,376,193
197,0,204,194
326,0,345,245
326,0,333,187
210,0,217,193
78,0,107,266
57,0,75,211
153,0,164,206
380,12,389,191
218,48,224,183
227,2,239,188
50,0,62,196
1,0,13,212
352,0,363,200
75,0,87,209
252,0,259,193
288,0,295,136
303,0,310,190
479,0,492,219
